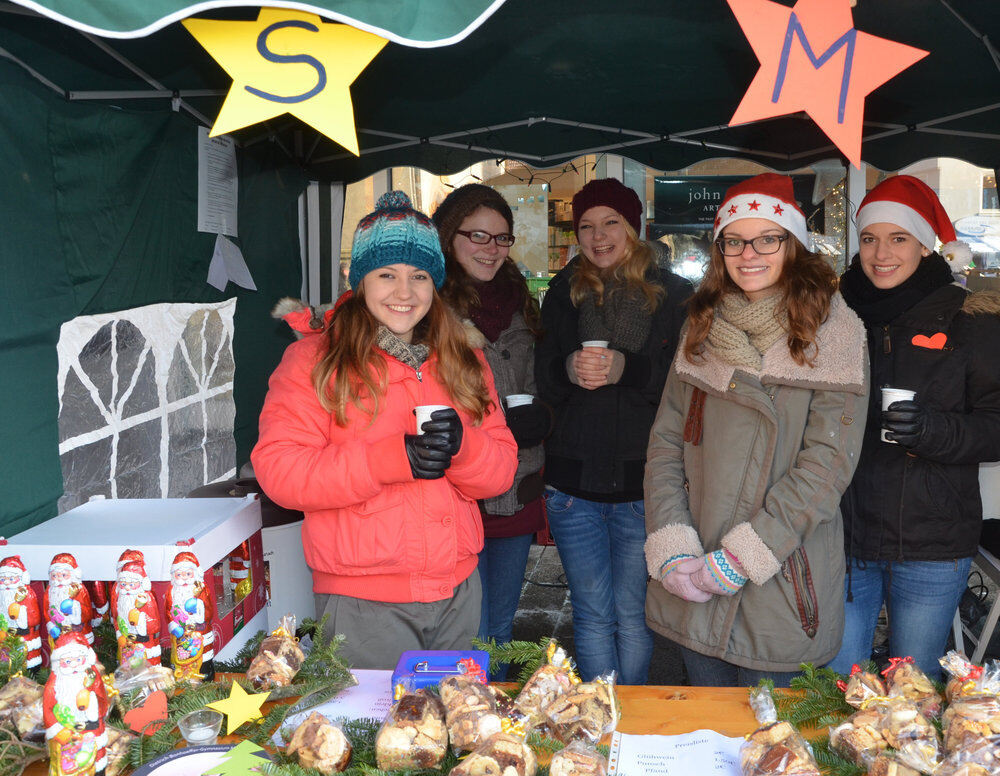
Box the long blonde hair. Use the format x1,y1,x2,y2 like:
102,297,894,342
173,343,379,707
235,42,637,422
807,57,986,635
311,287,491,426
570,221,663,310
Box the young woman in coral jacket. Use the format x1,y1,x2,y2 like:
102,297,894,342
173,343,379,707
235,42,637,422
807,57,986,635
252,192,517,669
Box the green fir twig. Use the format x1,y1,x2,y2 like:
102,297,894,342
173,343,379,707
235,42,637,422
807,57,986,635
472,637,552,687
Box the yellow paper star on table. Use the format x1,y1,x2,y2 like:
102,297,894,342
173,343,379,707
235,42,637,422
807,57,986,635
183,8,388,154
206,681,271,735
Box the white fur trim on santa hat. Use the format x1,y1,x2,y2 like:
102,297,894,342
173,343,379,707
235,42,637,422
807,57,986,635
0,559,29,586
856,201,937,250
51,640,94,662
713,193,810,248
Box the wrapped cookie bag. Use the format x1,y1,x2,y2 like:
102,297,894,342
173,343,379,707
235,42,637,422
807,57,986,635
940,651,985,704
866,752,922,776
882,657,943,719
549,741,609,776
0,674,44,741
740,686,821,776
934,735,1000,776
515,640,578,728
286,711,353,772
838,664,887,708
246,614,306,690
441,674,504,752
942,662,1000,754
543,673,619,745
448,729,537,776
375,685,449,770
829,706,888,767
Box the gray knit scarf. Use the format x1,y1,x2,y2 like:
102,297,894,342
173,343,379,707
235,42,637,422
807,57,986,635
376,326,429,370
705,293,788,371
577,274,654,353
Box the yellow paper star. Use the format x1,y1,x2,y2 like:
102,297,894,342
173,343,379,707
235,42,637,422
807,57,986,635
183,8,388,154
206,681,271,735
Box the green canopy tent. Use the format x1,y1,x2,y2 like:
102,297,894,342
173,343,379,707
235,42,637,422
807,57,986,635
0,0,998,533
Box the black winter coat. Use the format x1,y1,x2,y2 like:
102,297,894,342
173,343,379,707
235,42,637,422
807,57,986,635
535,259,693,502
841,282,1000,561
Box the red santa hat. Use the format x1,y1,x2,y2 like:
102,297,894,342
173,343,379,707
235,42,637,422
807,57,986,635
0,555,29,586
171,551,201,575
48,552,81,582
713,173,810,248
116,548,145,573
51,631,95,664
856,175,970,263
118,560,152,591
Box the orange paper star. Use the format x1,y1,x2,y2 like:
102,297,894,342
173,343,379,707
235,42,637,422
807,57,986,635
727,0,928,167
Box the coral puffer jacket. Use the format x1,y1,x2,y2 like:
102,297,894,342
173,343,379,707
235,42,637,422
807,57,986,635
252,334,517,603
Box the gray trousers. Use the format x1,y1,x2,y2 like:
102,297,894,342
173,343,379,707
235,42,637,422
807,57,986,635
314,573,482,669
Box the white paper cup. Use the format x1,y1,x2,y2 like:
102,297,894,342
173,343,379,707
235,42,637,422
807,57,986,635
881,388,916,443
581,340,609,349
414,404,451,434
505,394,533,408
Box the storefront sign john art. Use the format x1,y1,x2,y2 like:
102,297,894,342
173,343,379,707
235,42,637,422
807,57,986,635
183,8,388,154
728,0,928,167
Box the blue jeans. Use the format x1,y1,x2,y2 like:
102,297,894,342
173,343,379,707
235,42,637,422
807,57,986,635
544,488,653,685
680,646,800,688
478,533,534,679
827,557,973,680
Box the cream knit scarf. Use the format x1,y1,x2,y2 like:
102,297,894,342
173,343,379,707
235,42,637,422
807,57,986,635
705,293,788,371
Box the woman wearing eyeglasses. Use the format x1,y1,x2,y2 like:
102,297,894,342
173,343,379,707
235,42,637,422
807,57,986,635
535,178,693,684
643,174,868,686
433,184,551,674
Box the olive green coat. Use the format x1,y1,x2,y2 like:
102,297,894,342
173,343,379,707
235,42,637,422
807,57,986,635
644,294,869,672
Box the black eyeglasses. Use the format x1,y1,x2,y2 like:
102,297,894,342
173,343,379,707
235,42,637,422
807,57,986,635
716,233,789,256
456,229,516,247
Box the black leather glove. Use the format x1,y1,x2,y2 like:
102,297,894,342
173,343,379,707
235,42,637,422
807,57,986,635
505,402,551,448
404,433,452,479
883,399,928,448
417,408,463,455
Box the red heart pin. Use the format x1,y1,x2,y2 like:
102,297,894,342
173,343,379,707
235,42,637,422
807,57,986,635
912,332,947,350
123,689,168,736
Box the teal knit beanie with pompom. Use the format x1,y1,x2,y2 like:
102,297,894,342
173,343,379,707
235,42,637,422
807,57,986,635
349,191,446,289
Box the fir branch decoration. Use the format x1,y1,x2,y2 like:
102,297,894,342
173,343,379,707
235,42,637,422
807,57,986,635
809,736,865,776
214,630,267,674
773,663,854,731
472,637,551,687
0,721,46,776
0,635,27,686
92,619,119,673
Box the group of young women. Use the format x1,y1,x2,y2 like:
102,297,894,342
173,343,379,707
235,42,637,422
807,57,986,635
251,169,1000,685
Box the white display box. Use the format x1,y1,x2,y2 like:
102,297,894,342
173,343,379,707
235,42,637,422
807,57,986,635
4,495,262,582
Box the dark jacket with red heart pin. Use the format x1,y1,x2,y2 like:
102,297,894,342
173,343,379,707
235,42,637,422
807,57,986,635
840,253,1000,561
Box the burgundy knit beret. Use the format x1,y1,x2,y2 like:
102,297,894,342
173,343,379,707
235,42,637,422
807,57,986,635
571,178,643,235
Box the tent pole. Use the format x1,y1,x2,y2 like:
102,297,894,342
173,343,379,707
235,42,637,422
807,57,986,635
0,44,66,96
77,31,211,126
938,0,1000,73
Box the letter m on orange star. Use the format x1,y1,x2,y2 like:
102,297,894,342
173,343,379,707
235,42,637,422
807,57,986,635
727,0,928,167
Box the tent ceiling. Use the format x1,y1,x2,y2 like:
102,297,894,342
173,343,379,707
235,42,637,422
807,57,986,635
2,0,999,181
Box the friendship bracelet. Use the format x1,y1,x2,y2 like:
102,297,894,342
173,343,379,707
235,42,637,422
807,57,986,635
706,549,748,593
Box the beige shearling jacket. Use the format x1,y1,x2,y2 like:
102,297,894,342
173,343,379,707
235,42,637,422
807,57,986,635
644,293,868,672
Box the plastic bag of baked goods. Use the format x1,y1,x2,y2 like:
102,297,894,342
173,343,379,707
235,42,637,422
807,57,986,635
549,741,608,776
739,686,821,776
375,686,449,770
829,705,888,767
866,752,922,776
515,640,579,728
448,731,538,776
247,614,306,690
934,734,1000,776
882,657,943,719
440,674,503,752
286,711,352,772
0,674,44,741
942,671,1000,755
940,651,985,704
543,673,619,745
837,664,887,708
871,695,939,772
113,656,175,713
105,727,138,776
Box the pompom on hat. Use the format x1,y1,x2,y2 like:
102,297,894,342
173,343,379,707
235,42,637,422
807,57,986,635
571,178,644,235
0,555,29,585
349,191,446,290
856,174,971,264
713,173,810,248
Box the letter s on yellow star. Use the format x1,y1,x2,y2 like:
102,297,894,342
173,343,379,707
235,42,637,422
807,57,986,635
183,8,388,154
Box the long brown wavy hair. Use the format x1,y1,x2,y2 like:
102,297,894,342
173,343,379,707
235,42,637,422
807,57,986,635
570,221,664,310
311,286,491,426
433,184,540,334
683,234,837,367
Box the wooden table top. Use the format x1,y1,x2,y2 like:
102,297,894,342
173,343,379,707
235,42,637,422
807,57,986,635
23,684,759,774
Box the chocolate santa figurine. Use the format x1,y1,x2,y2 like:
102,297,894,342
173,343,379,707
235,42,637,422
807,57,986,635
44,631,109,776
165,551,215,681
0,555,42,670
112,560,161,668
84,582,108,629
43,553,95,648
107,549,144,629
